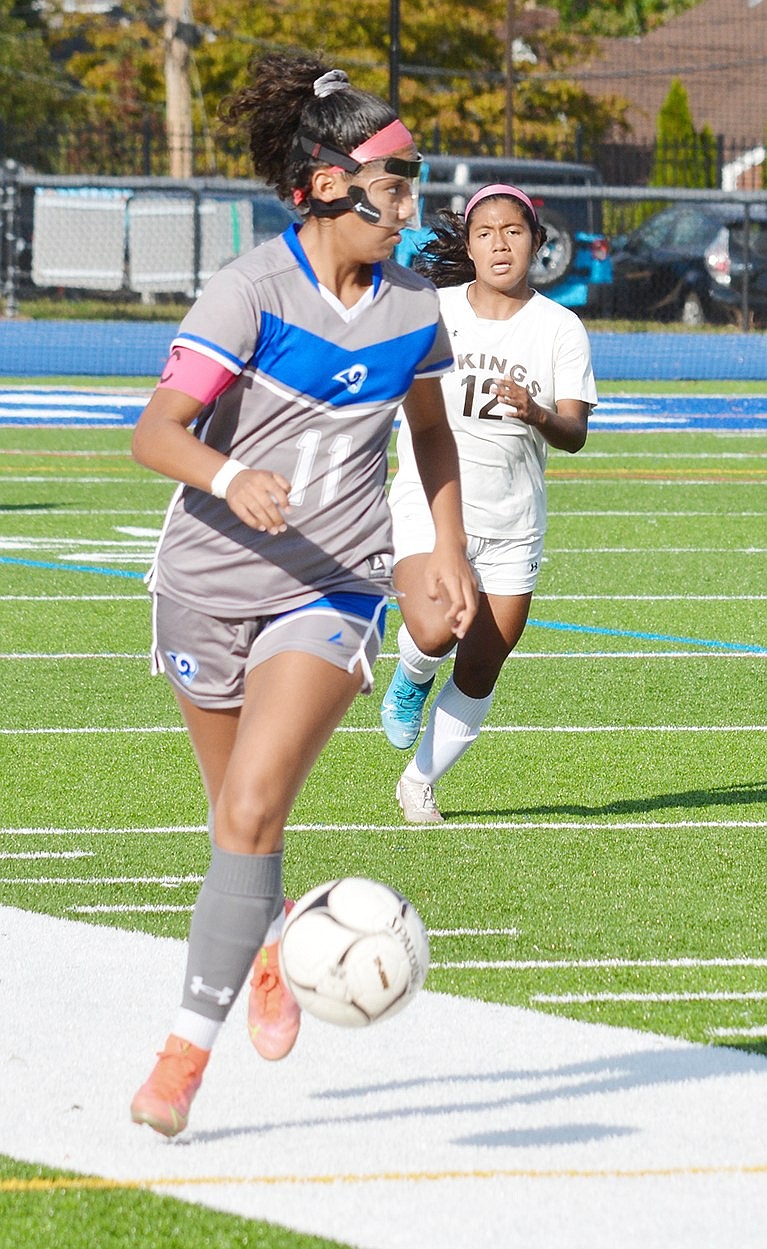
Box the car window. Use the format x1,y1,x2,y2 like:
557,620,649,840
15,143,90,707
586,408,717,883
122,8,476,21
666,209,718,251
420,155,602,234
730,220,767,259
750,224,767,258
634,211,677,250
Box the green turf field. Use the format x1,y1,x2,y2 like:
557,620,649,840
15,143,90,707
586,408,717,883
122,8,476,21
3,376,767,395
1,419,765,1247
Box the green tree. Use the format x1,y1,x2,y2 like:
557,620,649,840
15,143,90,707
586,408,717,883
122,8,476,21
0,0,69,168
33,0,632,174
207,0,629,161
43,0,167,172
651,76,716,188
555,0,699,37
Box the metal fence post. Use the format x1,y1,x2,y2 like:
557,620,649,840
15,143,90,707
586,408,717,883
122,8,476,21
192,187,202,296
2,159,19,320
741,201,751,331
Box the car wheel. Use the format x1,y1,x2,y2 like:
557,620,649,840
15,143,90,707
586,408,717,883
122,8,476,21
529,208,575,288
680,290,705,327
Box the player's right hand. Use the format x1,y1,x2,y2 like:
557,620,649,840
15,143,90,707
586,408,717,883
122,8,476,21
423,543,479,639
225,469,292,535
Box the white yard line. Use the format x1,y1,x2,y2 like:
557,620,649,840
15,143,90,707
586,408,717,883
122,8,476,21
3,820,766,835
1,476,171,484
1,906,765,1249
431,958,767,971
534,991,767,1005
1,724,766,736
532,593,767,599
0,594,149,600
2,653,765,663
0,851,94,862
545,547,767,553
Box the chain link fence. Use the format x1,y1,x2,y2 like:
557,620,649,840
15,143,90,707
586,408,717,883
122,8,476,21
2,166,767,331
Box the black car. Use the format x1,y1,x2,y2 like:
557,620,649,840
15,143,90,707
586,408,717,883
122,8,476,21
610,202,767,325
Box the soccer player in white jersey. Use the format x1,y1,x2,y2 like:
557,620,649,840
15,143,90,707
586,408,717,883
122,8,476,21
381,184,597,822
129,49,477,1137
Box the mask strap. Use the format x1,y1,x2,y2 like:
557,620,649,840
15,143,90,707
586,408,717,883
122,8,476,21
292,131,361,174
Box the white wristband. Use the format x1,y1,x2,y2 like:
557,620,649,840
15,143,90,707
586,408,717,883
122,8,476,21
210,458,248,499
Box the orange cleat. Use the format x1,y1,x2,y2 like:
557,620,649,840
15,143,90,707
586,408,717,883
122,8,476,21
130,1034,209,1138
248,899,301,1060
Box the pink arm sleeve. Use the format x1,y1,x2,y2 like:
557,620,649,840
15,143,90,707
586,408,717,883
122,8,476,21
156,346,238,405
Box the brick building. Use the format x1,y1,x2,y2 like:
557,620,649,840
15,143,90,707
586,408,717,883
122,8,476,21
579,0,767,186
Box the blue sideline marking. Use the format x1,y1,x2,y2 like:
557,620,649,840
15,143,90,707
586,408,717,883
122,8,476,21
2,556,763,653
527,617,767,654
2,322,767,380
0,555,144,579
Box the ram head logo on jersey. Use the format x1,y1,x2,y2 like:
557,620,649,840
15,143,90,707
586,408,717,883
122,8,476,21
333,364,368,395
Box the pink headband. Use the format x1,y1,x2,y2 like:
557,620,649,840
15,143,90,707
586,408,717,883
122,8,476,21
291,119,417,205
464,183,538,223
349,119,415,163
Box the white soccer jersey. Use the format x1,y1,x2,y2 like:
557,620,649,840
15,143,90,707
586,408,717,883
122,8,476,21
391,284,597,540
149,226,453,616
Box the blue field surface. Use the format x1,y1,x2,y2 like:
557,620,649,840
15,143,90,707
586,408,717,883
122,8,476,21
592,394,767,431
0,388,147,426
1,388,767,430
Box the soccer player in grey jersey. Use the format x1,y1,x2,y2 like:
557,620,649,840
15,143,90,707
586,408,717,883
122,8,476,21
130,48,477,1137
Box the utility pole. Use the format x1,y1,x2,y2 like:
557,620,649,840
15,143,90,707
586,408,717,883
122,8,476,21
389,0,401,114
164,0,194,177
504,0,515,157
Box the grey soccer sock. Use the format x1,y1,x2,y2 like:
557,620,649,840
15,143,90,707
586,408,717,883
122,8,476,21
180,844,284,1023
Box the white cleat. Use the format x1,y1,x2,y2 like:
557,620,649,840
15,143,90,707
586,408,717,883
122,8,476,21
396,774,444,824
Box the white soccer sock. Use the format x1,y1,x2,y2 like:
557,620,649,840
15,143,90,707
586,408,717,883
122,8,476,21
398,623,454,685
404,676,494,785
262,899,289,946
170,1007,223,1051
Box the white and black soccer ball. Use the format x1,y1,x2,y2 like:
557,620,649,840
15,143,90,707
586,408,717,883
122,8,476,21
279,877,430,1027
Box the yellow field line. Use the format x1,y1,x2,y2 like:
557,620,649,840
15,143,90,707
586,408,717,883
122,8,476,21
4,1163,767,1192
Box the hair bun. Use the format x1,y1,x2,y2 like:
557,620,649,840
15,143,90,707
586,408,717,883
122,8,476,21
313,69,350,98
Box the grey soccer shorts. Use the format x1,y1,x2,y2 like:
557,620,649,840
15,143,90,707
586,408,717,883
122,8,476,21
152,591,388,709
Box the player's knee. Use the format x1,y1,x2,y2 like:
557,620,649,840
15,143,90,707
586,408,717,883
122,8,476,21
453,652,503,699
406,615,456,659
213,789,285,854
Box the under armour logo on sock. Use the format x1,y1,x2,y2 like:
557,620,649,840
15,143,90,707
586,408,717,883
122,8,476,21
190,976,234,1006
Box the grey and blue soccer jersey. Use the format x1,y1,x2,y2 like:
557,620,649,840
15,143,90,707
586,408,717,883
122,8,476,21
150,225,453,616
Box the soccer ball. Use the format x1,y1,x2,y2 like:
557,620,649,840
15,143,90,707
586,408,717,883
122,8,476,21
278,877,430,1027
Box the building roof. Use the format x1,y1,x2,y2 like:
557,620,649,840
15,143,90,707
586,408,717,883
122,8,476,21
578,0,767,144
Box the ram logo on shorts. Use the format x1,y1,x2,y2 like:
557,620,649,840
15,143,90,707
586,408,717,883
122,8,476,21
332,363,368,395
167,650,199,684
